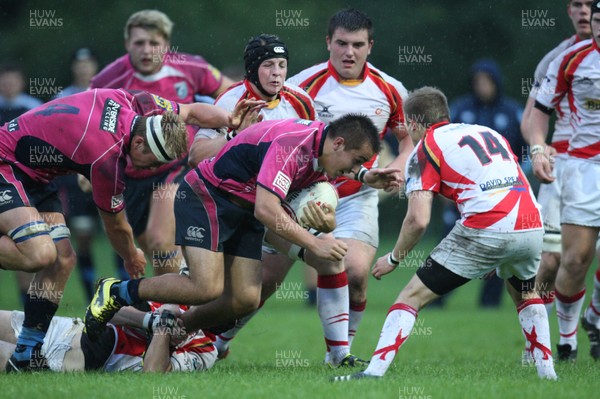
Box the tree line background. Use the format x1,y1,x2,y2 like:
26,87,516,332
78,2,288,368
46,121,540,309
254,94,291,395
0,0,574,234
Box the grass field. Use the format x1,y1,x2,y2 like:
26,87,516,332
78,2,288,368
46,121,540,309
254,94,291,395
0,212,599,399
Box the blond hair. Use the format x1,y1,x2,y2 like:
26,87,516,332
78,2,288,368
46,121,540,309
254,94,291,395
403,86,450,127
124,10,173,41
160,111,188,160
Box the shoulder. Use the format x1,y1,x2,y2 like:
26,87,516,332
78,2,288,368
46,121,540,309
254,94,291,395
367,63,408,99
287,62,328,87
91,55,130,88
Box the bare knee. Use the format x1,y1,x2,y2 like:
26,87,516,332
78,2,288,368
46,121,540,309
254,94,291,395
231,290,261,317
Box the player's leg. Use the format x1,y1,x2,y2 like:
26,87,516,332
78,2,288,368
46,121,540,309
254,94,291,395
0,341,16,372
0,311,16,342
333,189,379,350
554,223,597,360
581,267,600,360
144,170,184,275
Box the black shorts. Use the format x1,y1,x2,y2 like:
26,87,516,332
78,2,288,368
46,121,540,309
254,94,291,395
124,161,188,237
80,325,116,371
55,175,96,218
174,170,264,260
0,162,62,215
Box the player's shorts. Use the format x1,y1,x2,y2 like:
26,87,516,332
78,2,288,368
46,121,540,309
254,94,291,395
561,157,600,227
174,170,264,260
332,185,379,248
10,311,82,372
536,155,566,253
124,161,188,237
0,163,63,215
429,223,543,281
55,175,97,233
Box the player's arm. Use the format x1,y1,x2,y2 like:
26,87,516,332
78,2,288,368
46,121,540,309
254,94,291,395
180,99,266,129
528,105,555,184
520,96,536,143
188,135,227,167
143,309,180,373
372,190,434,279
385,124,414,175
98,209,146,278
254,186,346,261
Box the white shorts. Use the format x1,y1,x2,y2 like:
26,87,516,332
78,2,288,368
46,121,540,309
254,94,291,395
11,311,82,371
333,185,379,248
537,155,566,252
430,223,543,280
561,157,600,227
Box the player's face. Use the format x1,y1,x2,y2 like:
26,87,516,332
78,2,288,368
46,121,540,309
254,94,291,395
326,28,373,80
568,1,593,39
257,57,287,98
322,138,373,178
592,13,600,45
125,27,170,75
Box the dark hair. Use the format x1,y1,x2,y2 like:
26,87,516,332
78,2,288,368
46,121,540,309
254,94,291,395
403,87,450,127
328,114,380,153
327,8,373,40
0,63,24,77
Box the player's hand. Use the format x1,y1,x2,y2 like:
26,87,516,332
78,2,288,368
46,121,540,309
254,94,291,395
309,235,347,261
229,99,267,130
124,248,146,279
372,253,397,280
77,174,92,193
531,149,555,184
363,168,404,192
300,201,336,233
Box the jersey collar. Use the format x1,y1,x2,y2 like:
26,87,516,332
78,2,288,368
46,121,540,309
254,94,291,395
327,60,369,86
425,121,451,136
244,80,281,108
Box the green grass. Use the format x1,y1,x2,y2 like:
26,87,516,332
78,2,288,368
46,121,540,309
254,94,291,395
1,226,599,399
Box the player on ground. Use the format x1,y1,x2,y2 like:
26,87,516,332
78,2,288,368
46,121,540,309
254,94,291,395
1,88,253,372
333,87,557,382
520,0,593,361
0,303,216,373
528,0,600,362
91,9,235,275
84,116,403,357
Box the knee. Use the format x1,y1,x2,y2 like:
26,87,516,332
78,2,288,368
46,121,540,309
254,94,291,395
21,244,57,273
346,264,369,293
231,290,261,317
145,232,175,253
561,250,591,272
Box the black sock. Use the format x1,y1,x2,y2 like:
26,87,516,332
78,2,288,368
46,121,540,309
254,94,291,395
23,297,58,332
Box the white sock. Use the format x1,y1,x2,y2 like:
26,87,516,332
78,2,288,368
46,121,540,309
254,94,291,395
584,270,600,327
555,289,586,348
348,300,366,349
542,292,554,318
214,301,263,353
364,303,417,377
318,272,350,365
518,298,557,380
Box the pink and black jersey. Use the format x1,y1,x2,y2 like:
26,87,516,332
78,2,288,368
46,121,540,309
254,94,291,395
405,122,541,232
196,118,328,203
288,61,407,197
0,88,179,213
537,39,600,160
91,52,223,178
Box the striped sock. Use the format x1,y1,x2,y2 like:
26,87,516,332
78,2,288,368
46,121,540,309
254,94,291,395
364,303,417,377
348,300,366,349
584,269,600,327
318,272,349,365
555,288,586,349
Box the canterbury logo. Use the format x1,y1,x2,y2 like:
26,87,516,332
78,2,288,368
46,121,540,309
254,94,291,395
273,46,285,53
186,226,205,240
0,190,13,204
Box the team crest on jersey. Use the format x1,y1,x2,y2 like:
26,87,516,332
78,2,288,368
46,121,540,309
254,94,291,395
100,98,121,134
174,81,188,100
294,119,312,126
273,171,292,194
111,194,124,209
151,94,174,112
7,118,19,132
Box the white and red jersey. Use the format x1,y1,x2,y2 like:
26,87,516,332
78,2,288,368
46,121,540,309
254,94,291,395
537,39,600,161
91,52,224,179
405,122,541,232
103,303,215,372
195,80,315,140
195,118,328,203
531,35,581,155
287,61,408,197
0,89,179,213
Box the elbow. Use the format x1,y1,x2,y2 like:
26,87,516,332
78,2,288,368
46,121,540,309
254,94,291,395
404,215,429,233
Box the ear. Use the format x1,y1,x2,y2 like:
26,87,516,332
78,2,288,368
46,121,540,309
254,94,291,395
332,136,345,151
326,36,332,52
131,135,145,153
367,40,374,56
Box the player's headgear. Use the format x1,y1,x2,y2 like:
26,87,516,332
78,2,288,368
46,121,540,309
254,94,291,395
145,115,175,162
243,34,288,97
593,0,600,18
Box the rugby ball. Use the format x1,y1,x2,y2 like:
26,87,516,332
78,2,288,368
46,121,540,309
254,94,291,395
283,182,339,228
